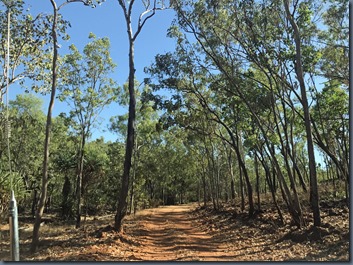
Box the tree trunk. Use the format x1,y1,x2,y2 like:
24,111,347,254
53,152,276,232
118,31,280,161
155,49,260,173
236,130,253,216
283,0,320,226
312,121,348,184
31,189,37,217
31,0,58,253
238,154,244,212
271,143,305,228
202,166,207,207
204,139,218,211
115,33,136,231
197,179,201,206
75,132,86,228
62,175,71,218
227,149,236,207
289,114,307,192
272,164,276,192
254,152,261,211
259,151,284,225
128,138,138,214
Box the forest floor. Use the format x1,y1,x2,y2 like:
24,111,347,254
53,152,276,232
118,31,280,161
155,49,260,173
0,199,350,261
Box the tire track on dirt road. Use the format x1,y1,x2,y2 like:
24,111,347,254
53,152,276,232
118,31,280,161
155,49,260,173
124,204,236,261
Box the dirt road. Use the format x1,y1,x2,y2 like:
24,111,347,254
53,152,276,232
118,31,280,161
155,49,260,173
1,202,348,261
123,204,235,261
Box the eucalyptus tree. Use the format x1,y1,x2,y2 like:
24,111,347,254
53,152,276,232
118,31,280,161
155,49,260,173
58,33,119,228
144,0,346,228
318,0,348,87
31,0,100,253
180,0,334,224
312,82,349,199
50,123,77,219
114,0,168,232
148,0,309,226
80,138,110,216
156,90,227,208
106,141,125,209
0,0,52,101
0,1,51,206
4,95,44,172
0,94,45,219
283,0,321,226
145,41,258,216
151,126,197,205
312,0,349,196
110,83,160,214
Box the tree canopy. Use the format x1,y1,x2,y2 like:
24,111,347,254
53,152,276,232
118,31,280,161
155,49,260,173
0,0,348,256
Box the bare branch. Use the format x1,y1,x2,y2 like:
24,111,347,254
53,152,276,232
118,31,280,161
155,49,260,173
133,0,166,41
128,0,135,18
58,0,98,10
117,0,126,13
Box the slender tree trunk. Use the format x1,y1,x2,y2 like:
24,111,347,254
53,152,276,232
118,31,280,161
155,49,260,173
257,150,284,225
62,175,71,218
209,153,217,211
128,175,135,215
76,132,86,228
312,121,348,184
272,164,276,192
204,138,217,210
115,32,136,231
227,149,236,207
288,112,307,192
341,117,349,203
202,166,207,207
197,178,201,206
128,138,138,214
114,0,163,230
238,157,244,211
271,143,305,228
31,189,37,217
215,149,221,209
283,0,320,226
254,152,261,211
31,0,58,253
236,130,253,216
271,91,303,203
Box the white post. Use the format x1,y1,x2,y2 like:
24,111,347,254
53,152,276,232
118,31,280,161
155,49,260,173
9,190,19,261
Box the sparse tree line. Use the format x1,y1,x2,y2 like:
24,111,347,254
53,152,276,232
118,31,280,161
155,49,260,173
0,0,348,253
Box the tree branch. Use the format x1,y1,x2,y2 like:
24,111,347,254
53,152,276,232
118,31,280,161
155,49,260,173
133,0,166,41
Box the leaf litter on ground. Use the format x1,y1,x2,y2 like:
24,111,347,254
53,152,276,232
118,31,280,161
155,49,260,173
0,197,349,261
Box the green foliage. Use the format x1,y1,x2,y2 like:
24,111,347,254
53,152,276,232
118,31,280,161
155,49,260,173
312,81,348,145
318,0,348,86
59,34,119,132
0,0,347,224
0,94,45,215
82,139,110,214
0,172,27,218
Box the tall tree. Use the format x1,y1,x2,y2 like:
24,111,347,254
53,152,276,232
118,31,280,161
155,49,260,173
148,0,314,226
114,0,167,232
0,0,51,101
59,33,119,228
31,0,98,253
283,0,320,227
0,94,45,218
318,0,348,87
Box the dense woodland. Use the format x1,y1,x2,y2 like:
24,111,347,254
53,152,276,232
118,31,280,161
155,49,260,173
0,0,349,256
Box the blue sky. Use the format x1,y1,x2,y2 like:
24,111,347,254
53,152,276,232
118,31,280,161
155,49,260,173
12,0,177,142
